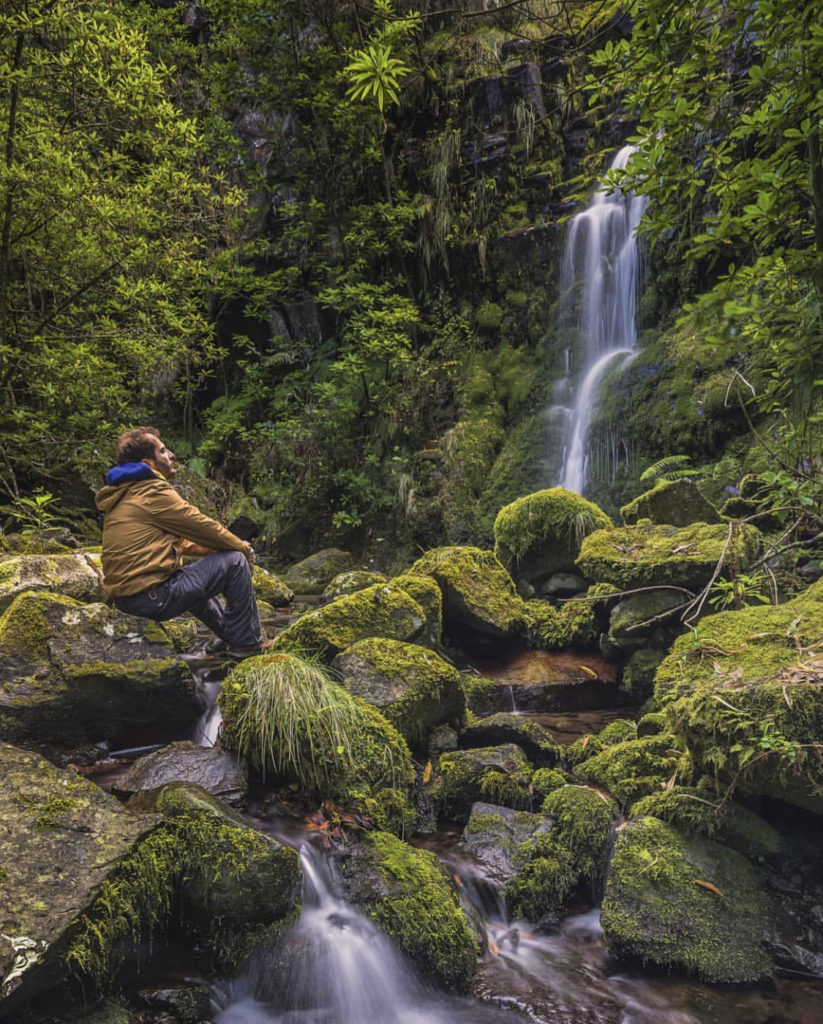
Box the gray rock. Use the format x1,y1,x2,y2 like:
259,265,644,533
540,573,587,597
461,802,551,884
0,743,159,1013
461,712,560,765
621,479,720,526
0,552,102,612
116,740,247,807
323,570,386,601
281,548,354,594
252,565,294,606
0,591,198,747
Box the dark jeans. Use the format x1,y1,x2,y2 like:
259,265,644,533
114,550,262,649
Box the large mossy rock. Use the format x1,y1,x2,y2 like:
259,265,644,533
0,592,198,747
652,583,823,813
272,583,427,660
621,479,721,527
323,570,386,600
460,712,561,765
331,638,464,745
429,744,534,821
280,548,354,594
251,565,293,607
576,520,762,589
460,802,552,884
391,573,443,647
405,546,525,640
607,587,688,649
601,816,772,983
0,743,159,1013
0,553,103,611
575,735,681,808
115,740,247,808
504,785,617,924
337,829,479,989
493,488,612,585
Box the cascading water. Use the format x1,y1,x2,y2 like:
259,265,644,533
211,842,525,1024
557,145,648,495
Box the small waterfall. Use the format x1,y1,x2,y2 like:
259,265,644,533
557,145,648,495
212,843,522,1024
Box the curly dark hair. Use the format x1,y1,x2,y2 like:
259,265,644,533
115,427,161,464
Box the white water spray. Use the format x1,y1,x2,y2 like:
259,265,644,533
557,146,648,495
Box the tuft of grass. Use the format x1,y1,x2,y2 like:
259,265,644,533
222,652,367,792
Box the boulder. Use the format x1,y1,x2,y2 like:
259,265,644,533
332,638,464,745
323,570,386,600
576,520,762,590
607,587,687,645
251,565,293,607
461,802,552,884
271,583,427,661
574,735,680,808
620,479,720,526
522,597,597,649
460,712,561,765
406,546,525,640
280,548,354,594
0,592,198,748
0,552,102,612
336,829,479,989
653,579,823,812
390,574,442,647
0,743,159,1013
494,488,612,585
601,817,772,982
429,744,534,821
504,785,617,924
115,740,247,807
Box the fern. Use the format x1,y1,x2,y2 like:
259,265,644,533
640,454,699,484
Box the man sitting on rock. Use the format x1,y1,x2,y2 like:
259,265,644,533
96,427,269,659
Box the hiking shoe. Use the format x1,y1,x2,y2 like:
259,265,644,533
226,638,274,660
204,637,229,654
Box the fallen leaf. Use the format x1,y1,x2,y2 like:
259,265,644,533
579,664,597,679
422,760,432,784
581,735,591,751
694,879,723,896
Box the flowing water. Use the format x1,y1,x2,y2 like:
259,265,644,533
557,145,648,495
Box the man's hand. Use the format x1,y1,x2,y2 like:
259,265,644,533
244,544,255,569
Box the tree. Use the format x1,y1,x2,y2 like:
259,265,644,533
0,0,244,494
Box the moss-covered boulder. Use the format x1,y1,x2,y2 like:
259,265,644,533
460,712,561,765
493,488,612,585
271,583,426,661
504,785,617,923
405,546,526,640
630,788,783,862
429,744,534,821
391,573,443,647
331,639,464,745
219,654,416,834
0,592,198,747
522,597,598,649
280,548,354,594
144,782,301,967
0,553,103,611
607,587,689,648
252,565,293,607
653,580,823,811
623,649,667,702
337,829,479,989
323,570,387,600
576,520,762,590
575,735,680,808
601,816,772,982
620,479,721,527
0,743,159,1013
115,740,248,808
460,802,552,884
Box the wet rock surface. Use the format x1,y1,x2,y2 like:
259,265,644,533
0,552,102,611
115,740,247,807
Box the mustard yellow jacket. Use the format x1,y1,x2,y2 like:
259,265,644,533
95,475,251,599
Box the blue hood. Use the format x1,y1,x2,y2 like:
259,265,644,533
104,462,158,486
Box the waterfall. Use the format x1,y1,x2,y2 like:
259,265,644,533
211,842,522,1024
557,145,648,495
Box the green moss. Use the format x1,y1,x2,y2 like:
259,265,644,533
576,735,680,808
522,597,597,649
459,672,500,716
358,830,480,988
475,301,504,331
530,766,566,800
0,590,80,659
494,487,612,563
505,785,617,921
576,520,762,589
390,573,443,646
272,583,426,660
406,546,525,638
601,817,772,982
431,744,533,820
